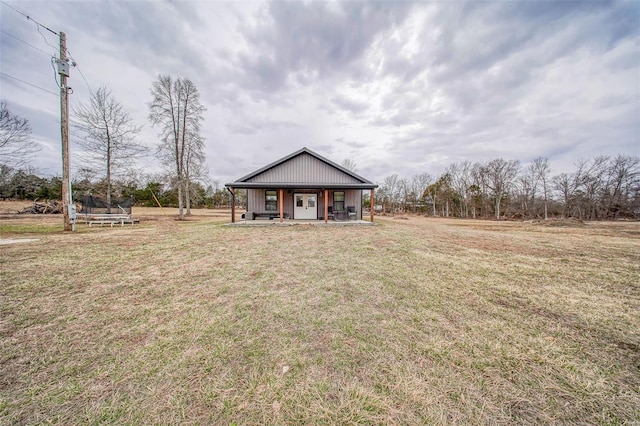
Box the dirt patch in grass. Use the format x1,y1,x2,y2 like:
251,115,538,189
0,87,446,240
1,212,638,424
0,238,39,245
528,217,586,227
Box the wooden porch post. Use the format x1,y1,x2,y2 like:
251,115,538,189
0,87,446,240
279,189,284,223
230,187,235,223
324,189,328,223
370,188,375,222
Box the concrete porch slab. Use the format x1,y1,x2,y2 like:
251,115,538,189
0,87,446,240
225,220,375,227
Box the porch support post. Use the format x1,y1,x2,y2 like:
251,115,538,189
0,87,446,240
370,188,375,222
230,187,235,223
324,189,328,223
279,189,284,223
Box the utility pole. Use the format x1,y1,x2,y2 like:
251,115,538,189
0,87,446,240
58,31,73,231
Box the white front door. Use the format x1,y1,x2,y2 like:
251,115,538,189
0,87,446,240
294,193,317,219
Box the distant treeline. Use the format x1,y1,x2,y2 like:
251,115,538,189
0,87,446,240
2,154,638,220
0,165,246,210
373,155,639,220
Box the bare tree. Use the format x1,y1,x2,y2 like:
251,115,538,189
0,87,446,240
552,156,639,220
553,172,579,218
341,158,357,172
409,172,432,213
73,87,143,210
579,156,609,219
532,157,551,219
0,101,40,167
516,171,534,218
515,163,538,218
447,161,473,218
470,162,489,218
483,158,520,219
149,75,206,219
604,155,640,219
376,174,401,213
184,133,207,215
398,177,410,212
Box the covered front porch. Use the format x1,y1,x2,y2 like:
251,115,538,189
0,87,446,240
226,187,376,224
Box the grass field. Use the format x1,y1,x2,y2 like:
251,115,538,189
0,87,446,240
1,204,639,424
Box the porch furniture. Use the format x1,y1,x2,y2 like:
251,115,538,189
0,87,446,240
251,212,289,220
347,206,357,220
334,210,347,221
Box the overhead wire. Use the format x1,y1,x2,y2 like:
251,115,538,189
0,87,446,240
0,29,52,56
35,21,58,53
0,1,58,35
1,0,97,103
66,49,94,95
0,71,59,97
1,0,58,57
75,65,94,95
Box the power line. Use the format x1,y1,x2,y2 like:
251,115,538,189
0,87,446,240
0,71,58,96
65,50,94,94
1,1,96,97
0,1,58,35
35,21,58,52
0,0,59,54
75,66,94,94
0,29,53,57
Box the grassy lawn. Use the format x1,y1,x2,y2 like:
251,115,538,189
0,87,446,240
1,210,639,424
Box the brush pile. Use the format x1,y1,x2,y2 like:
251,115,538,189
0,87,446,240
17,200,64,214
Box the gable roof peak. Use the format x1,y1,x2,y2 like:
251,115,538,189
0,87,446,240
230,146,374,185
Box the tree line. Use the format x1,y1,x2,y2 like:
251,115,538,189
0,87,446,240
374,155,640,220
0,164,243,210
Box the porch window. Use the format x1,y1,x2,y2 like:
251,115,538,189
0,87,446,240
265,190,278,211
334,191,345,211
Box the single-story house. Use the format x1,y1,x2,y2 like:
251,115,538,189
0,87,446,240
224,147,378,223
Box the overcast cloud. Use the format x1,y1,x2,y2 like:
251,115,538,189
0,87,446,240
1,0,638,185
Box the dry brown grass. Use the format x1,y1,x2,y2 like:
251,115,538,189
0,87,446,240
1,206,639,424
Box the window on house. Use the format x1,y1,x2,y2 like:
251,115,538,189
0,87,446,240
334,191,345,211
265,190,278,211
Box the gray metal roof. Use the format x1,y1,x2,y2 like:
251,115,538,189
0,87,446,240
225,147,378,189
226,182,377,189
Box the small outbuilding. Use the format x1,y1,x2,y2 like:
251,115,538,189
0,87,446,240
225,147,378,223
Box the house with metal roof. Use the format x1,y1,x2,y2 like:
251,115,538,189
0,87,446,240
224,147,378,223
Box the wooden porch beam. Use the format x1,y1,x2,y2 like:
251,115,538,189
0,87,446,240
230,187,235,223
279,189,284,223
324,189,328,223
370,188,375,222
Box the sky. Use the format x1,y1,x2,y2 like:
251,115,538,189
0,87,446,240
0,0,638,186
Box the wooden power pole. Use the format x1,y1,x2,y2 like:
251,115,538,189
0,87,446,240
58,31,72,231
